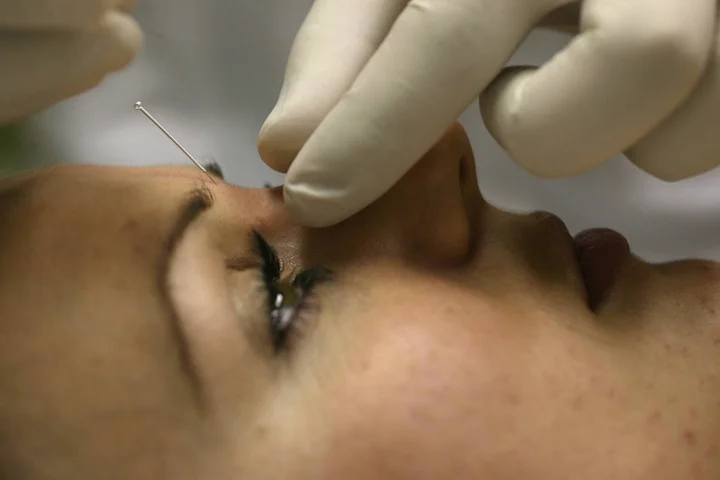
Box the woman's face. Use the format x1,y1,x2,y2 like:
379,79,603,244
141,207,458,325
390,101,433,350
1,124,718,479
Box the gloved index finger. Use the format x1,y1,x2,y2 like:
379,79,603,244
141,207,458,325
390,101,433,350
257,0,408,173
284,0,562,227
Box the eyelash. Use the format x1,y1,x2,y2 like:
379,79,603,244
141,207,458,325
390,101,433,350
202,161,276,188
252,230,332,352
203,161,224,180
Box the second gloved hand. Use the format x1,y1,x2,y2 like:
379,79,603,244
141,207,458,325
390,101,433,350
259,0,717,227
0,0,143,125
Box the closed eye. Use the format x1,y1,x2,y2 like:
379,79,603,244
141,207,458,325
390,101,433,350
251,230,332,353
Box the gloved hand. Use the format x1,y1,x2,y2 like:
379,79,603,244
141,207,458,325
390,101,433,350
0,0,143,125
258,0,717,227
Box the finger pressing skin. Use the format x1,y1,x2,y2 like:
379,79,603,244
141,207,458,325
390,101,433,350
479,0,716,179
0,11,143,125
283,0,560,227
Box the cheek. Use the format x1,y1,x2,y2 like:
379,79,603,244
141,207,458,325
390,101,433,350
315,305,541,479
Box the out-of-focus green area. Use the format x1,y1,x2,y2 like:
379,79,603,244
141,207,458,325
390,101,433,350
0,120,42,178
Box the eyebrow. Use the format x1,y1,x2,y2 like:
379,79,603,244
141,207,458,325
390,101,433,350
157,186,214,411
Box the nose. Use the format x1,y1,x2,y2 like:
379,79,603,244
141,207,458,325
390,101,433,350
301,123,480,268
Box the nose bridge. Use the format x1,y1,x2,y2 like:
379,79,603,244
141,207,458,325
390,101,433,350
303,123,478,268
400,123,471,198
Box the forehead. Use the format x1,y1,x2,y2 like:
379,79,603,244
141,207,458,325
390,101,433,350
0,165,206,313
0,164,203,246
0,164,202,209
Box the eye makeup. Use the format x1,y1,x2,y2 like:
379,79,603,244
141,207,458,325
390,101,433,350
251,230,332,352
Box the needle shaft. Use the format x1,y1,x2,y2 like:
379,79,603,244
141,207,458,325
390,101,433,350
134,101,216,184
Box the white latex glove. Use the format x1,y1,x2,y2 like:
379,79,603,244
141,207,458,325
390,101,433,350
0,0,143,125
259,0,717,227
482,1,720,182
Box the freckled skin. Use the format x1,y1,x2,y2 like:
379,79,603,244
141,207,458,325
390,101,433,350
0,126,719,479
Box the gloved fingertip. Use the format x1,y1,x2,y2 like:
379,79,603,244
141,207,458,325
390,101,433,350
259,100,330,173
479,65,593,178
282,182,350,228
257,122,296,173
103,11,144,71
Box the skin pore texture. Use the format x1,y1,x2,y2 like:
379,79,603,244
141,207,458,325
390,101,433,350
0,123,718,479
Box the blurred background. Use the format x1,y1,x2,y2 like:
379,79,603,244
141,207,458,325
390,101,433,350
1,0,718,261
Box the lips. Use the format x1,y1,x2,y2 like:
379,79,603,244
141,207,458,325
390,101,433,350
573,228,631,310
458,148,630,310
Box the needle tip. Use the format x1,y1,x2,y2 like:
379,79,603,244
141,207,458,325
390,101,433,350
134,101,143,110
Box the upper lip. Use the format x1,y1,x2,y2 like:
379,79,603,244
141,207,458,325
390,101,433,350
456,154,627,311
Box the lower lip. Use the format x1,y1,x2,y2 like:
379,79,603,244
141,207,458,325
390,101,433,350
573,228,631,310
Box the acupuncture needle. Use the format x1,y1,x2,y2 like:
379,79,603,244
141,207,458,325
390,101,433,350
133,101,217,184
